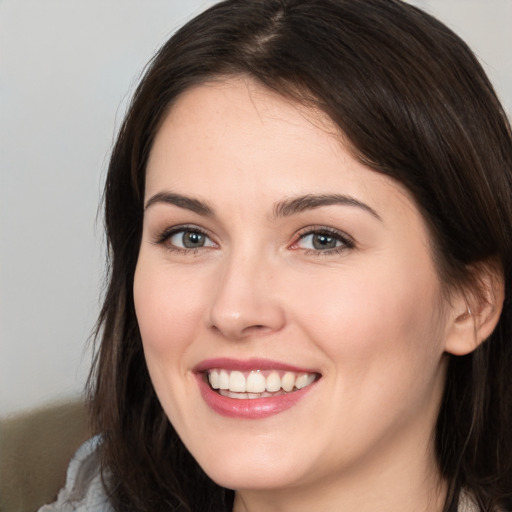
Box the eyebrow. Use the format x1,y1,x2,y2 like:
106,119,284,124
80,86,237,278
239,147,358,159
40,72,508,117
144,192,215,216
144,191,381,221
272,194,381,221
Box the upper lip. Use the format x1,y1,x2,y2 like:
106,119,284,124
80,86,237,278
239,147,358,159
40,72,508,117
193,357,319,374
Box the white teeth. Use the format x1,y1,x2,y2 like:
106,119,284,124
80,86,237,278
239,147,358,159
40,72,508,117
209,370,220,389
281,372,295,392
246,371,266,393
229,371,246,392
207,369,317,396
295,373,315,389
266,371,281,392
219,370,229,390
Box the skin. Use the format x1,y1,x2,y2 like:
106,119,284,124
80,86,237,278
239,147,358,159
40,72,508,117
133,77,468,512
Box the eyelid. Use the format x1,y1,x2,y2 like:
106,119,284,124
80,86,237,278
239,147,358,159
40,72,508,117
153,224,217,251
151,223,353,255
289,225,355,253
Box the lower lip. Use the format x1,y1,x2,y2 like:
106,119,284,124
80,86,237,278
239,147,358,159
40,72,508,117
196,375,317,419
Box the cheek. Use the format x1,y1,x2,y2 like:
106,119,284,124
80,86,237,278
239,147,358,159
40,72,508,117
288,262,447,456
133,260,208,357
133,258,209,426
290,259,446,384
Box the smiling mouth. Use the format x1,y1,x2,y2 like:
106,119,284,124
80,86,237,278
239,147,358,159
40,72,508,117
206,369,319,399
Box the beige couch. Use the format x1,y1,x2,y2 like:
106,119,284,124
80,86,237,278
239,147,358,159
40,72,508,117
0,401,90,512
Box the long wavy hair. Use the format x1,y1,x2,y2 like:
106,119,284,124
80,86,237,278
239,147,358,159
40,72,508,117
88,1,512,510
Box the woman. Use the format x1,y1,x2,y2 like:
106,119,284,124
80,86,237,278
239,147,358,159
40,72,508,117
41,0,512,511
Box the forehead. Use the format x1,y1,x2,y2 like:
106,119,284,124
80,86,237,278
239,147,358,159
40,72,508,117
149,77,343,166
145,77,417,220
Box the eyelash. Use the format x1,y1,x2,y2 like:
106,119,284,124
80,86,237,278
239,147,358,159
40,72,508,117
153,225,355,256
291,226,355,256
153,225,215,255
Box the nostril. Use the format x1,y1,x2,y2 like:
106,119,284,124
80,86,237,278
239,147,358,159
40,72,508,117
241,324,269,335
249,325,266,331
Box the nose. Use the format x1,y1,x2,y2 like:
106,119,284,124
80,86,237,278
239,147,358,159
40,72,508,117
206,252,286,340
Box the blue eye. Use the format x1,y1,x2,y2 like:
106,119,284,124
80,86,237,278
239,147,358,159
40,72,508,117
170,230,215,249
295,228,354,254
299,232,342,250
155,226,216,253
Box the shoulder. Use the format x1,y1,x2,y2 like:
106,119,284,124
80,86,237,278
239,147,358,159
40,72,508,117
38,435,113,512
458,491,478,512
457,490,510,512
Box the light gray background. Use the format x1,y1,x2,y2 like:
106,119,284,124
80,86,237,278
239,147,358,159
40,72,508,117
1,1,511,417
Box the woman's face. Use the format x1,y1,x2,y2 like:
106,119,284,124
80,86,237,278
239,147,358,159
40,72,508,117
134,78,453,498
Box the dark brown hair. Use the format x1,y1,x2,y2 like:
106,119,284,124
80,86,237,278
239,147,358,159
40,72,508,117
88,1,512,510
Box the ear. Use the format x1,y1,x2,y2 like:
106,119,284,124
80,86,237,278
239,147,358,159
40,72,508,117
444,260,505,356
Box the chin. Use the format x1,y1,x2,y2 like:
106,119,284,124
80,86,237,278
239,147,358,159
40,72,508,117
204,462,305,492
189,436,313,491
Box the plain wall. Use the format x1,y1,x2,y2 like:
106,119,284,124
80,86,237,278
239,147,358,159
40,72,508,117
0,0,214,417
1,0,511,418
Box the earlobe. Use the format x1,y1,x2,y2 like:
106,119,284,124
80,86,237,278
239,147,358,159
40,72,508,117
444,261,504,356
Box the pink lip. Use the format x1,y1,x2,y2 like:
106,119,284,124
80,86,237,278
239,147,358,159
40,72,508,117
194,358,320,419
193,357,316,374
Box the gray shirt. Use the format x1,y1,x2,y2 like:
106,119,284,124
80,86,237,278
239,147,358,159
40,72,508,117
38,436,113,512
